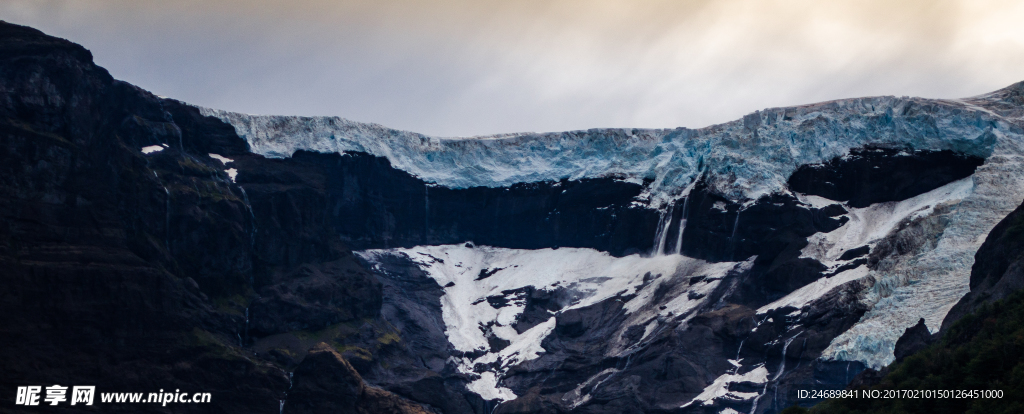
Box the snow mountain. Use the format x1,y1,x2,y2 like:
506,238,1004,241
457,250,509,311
4,19,1024,414
197,81,1024,413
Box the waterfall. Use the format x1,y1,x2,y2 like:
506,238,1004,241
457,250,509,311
674,219,686,255
238,186,257,248
674,196,689,255
750,334,799,414
732,339,745,374
237,187,259,292
279,371,293,414
653,205,674,256
731,210,741,239
163,187,171,250
651,211,664,256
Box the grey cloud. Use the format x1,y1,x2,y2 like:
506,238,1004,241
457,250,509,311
2,0,1022,136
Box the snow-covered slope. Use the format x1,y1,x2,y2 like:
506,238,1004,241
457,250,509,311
199,94,1008,205
357,245,750,401
822,147,1024,368
762,174,1024,368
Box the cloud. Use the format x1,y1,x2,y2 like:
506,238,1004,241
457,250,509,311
2,0,1022,136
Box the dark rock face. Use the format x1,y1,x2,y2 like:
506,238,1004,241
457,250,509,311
720,278,871,413
512,287,569,334
837,245,869,261
0,21,410,413
941,197,1024,332
282,149,657,256
249,256,383,336
286,343,429,414
788,147,984,208
843,366,886,391
353,251,488,414
672,185,849,264
893,318,933,363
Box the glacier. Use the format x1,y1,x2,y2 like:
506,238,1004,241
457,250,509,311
203,83,1024,393
198,93,1010,206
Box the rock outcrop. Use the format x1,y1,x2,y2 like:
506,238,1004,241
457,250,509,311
286,343,429,414
0,21,425,413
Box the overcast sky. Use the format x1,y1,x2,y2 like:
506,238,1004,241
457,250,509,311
3,0,1023,136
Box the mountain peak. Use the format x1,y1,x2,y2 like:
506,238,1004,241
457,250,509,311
0,20,94,63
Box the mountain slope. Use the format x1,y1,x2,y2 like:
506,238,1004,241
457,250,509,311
4,19,1024,414
0,21,431,413
812,287,1024,414
804,195,1024,413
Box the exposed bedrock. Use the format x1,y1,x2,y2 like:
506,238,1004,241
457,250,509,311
248,255,383,336
892,318,934,364
294,150,659,256
788,147,984,208
0,22,290,412
0,21,420,413
285,343,430,414
354,251,491,414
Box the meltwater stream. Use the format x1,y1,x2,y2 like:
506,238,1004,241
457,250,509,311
653,205,675,255
749,334,799,414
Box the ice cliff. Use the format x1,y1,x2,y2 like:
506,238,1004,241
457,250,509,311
199,92,1012,206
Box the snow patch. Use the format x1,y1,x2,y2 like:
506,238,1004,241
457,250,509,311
760,179,975,314
799,178,974,270
759,266,870,314
466,371,515,402
681,366,768,408
141,144,166,154
357,245,745,402
563,368,620,409
208,154,238,181
209,153,234,164
794,193,840,210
